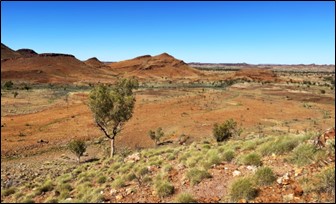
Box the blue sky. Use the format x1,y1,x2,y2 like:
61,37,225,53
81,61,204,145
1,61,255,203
1,1,335,64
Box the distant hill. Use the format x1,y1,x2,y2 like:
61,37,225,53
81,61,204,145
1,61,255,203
108,53,202,79
84,57,110,69
1,43,22,60
16,49,38,57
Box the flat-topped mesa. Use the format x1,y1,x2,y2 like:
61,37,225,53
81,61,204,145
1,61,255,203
38,53,75,58
16,49,38,57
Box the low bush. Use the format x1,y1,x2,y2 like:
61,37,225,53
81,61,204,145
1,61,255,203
186,168,211,185
229,177,258,201
254,167,276,186
175,192,196,203
241,153,262,166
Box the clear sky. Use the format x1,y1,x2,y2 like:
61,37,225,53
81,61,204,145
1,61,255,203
1,1,335,64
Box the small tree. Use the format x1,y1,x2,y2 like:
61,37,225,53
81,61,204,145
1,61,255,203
213,119,241,142
88,78,138,157
68,139,87,163
148,127,164,146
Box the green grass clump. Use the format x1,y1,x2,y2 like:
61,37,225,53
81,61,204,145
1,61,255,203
254,167,276,186
175,192,197,203
222,150,235,162
241,153,262,166
186,168,211,185
111,178,126,189
287,143,317,166
36,180,54,195
206,149,222,165
97,176,107,184
155,180,175,198
316,166,335,195
257,135,305,156
229,177,258,202
125,172,137,181
1,187,16,196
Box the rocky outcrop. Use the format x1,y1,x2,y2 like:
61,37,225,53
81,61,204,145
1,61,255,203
16,49,38,57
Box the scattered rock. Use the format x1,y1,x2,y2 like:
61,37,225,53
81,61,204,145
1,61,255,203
293,184,304,196
283,194,294,202
115,195,123,201
233,170,241,177
246,165,257,172
110,189,117,195
65,198,72,201
147,165,158,172
238,198,247,203
124,152,140,163
176,163,186,170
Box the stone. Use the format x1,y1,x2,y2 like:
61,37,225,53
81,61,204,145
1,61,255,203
238,199,247,203
65,198,72,201
115,195,123,201
283,194,294,202
110,189,117,195
246,165,257,172
293,184,304,196
233,170,241,177
124,152,140,163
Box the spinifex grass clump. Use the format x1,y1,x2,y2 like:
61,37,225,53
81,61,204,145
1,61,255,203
229,177,258,201
254,166,276,186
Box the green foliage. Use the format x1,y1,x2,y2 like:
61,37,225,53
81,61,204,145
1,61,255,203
229,177,258,201
1,187,16,196
254,167,276,186
175,192,197,203
317,167,335,195
257,135,300,156
155,180,175,198
88,78,138,157
68,139,87,163
241,153,262,166
4,80,14,89
186,168,211,185
36,180,54,195
288,143,317,166
111,178,125,189
222,150,235,162
97,176,107,184
148,127,165,146
213,119,241,142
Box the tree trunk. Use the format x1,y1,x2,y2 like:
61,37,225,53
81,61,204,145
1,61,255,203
78,156,80,164
110,138,115,157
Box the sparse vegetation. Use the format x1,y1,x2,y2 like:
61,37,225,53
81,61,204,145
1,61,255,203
186,168,211,185
155,180,175,198
88,78,139,157
175,192,197,203
148,127,165,146
229,177,258,201
68,139,87,163
254,167,276,186
213,119,241,142
240,153,262,166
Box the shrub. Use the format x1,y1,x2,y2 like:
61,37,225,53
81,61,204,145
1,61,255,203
213,119,240,142
317,166,335,195
175,192,196,203
257,136,300,156
288,143,317,166
148,127,165,146
1,187,16,196
186,169,211,185
97,176,107,184
4,81,13,89
222,150,235,162
155,181,174,197
111,178,125,189
241,153,262,166
68,139,87,163
13,91,18,98
36,180,54,194
254,167,276,186
229,177,258,201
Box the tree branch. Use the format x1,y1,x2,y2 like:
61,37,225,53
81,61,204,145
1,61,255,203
96,122,112,140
